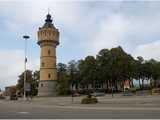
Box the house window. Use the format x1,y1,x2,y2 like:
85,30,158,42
41,84,43,87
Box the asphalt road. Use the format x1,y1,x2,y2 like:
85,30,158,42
0,99,160,119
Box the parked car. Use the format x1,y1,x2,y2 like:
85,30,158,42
10,94,18,100
73,92,80,97
152,88,160,95
0,96,5,99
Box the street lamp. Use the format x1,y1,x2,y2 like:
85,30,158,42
23,35,30,100
111,55,115,98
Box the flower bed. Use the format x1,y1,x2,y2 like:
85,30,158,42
81,96,98,104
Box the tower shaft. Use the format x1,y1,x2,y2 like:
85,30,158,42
40,45,57,80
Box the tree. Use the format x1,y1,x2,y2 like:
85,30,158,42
151,60,160,88
96,49,111,92
68,60,79,90
57,63,70,95
106,46,135,91
78,56,97,91
16,70,38,96
32,70,39,96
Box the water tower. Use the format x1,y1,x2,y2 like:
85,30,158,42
37,13,59,96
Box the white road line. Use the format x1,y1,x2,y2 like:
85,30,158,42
17,112,29,114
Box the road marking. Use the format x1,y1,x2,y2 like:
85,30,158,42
18,112,29,114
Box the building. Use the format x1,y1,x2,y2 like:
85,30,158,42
123,80,131,91
37,13,59,96
4,85,16,96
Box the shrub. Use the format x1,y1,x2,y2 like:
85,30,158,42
81,96,98,104
130,88,137,94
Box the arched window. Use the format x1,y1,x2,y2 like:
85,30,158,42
48,49,51,55
49,31,51,36
48,73,51,79
44,31,46,36
41,62,45,67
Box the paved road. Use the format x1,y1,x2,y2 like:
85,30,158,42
0,102,160,119
0,95,160,119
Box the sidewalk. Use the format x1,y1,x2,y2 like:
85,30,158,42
26,94,160,108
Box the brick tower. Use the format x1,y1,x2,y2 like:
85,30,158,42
37,13,59,96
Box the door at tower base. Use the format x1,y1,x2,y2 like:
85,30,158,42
38,80,57,96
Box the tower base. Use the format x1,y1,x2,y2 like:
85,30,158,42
38,80,57,97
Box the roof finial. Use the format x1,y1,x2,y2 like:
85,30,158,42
48,8,50,15
45,9,52,23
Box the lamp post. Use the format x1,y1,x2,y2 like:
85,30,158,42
23,35,30,100
111,55,115,98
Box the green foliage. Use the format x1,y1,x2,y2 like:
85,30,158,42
96,46,136,91
130,88,137,94
78,56,97,88
16,70,39,96
81,96,98,104
57,63,70,95
56,46,160,94
57,77,70,95
68,60,80,89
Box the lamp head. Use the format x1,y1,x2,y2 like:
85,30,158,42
23,35,30,39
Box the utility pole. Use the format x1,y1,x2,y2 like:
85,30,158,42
23,35,30,100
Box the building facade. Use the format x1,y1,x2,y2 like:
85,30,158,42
4,85,17,96
37,13,59,96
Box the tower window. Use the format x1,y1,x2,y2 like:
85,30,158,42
44,31,46,36
48,73,51,79
42,62,45,67
48,49,51,55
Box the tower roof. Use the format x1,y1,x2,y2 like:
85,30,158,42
42,13,55,29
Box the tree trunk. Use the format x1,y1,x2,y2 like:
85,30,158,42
93,80,96,92
154,79,157,88
115,79,118,92
106,80,108,92
139,79,141,89
131,79,134,88
142,79,144,90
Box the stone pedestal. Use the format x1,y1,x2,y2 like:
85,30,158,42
38,80,57,97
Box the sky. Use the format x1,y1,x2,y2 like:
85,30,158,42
0,0,160,90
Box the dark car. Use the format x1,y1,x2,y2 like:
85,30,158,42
10,94,18,100
0,96,5,99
